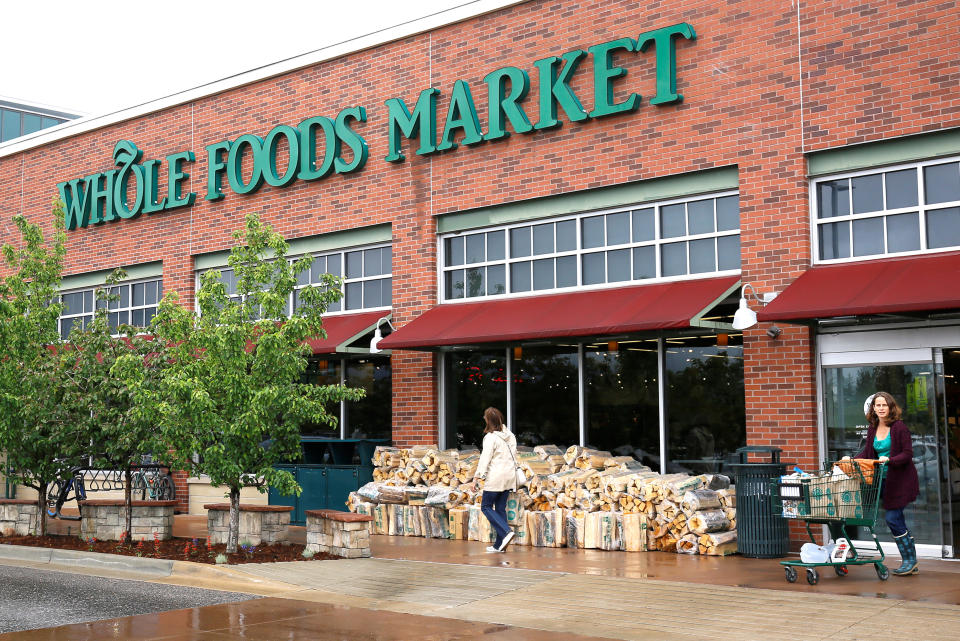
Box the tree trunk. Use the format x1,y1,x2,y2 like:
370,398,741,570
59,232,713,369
35,481,47,537
123,467,133,545
227,486,241,553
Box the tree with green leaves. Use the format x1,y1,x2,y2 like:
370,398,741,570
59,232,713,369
54,269,169,544
118,213,363,552
0,206,72,535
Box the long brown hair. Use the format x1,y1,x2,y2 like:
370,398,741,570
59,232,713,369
483,407,505,434
866,391,902,429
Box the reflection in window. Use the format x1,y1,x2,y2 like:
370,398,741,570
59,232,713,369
300,359,343,438
344,358,392,439
665,335,745,474
584,343,660,468
513,346,579,447
443,351,508,449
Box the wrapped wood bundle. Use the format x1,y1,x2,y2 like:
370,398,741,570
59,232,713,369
404,486,429,505
656,499,680,521
505,493,525,526
565,510,586,548
722,506,737,525
717,487,736,507
574,449,613,470
658,536,678,553
417,506,432,537
664,475,704,501
680,489,722,514
602,456,635,469
520,458,556,479
424,506,450,538
511,522,530,546
546,468,585,492
400,445,436,463
585,511,621,550
688,509,730,534
534,444,564,459
700,473,732,490
373,445,401,466
621,512,649,552
424,485,468,508
676,533,699,554
405,505,422,536
563,445,585,466
447,506,469,540
699,530,737,555
455,452,481,483
372,504,389,535
527,508,565,547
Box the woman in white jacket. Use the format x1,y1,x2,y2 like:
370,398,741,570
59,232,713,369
470,407,519,552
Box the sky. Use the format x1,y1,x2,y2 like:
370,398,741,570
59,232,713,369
1,0,482,117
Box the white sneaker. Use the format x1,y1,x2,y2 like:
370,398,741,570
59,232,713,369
497,531,515,551
485,546,502,553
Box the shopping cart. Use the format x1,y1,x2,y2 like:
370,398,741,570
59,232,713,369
770,460,888,585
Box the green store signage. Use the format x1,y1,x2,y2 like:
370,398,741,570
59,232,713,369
58,23,696,231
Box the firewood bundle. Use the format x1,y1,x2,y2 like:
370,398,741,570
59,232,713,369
354,441,738,556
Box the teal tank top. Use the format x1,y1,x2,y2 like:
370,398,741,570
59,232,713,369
874,432,891,458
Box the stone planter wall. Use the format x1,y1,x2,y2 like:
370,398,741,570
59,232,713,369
204,504,293,546
79,500,176,541
0,499,41,536
305,509,372,559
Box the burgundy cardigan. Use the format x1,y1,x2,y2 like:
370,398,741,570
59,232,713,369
855,420,919,510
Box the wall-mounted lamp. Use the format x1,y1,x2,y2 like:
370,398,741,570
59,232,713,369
731,284,778,330
369,316,395,353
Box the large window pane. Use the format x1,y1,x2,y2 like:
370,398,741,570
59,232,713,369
606,212,630,245
345,282,362,309
511,261,531,292
556,255,577,288
346,251,362,278
885,169,918,209
852,174,883,214
886,213,921,253
513,346,579,447
716,196,739,231
633,246,656,279
344,358,391,439
660,204,686,238
363,279,381,307
532,258,554,290
487,264,506,295
818,179,850,218
665,335,745,474
819,221,851,259
363,248,382,275
443,351,507,449
22,113,42,135
556,220,576,251
607,249,630,282
466,233,485,263
582,252,605,285
446,269,465,299
926,206,960,249
510,227,531,257
533,223,554,255
661,241,687,276
632,208,655,241
582,215,605,249
924,162,960,204
688,238,716,273
584,343,659,468
466,267,485,297
487,230,505,261
852,217,884,256
687,200,714,235
300,359,342,438
717,235,741,271
1,109,21,141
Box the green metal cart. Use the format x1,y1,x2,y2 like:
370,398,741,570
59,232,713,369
770,461,889,585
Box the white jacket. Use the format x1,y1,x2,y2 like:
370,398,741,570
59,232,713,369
474,427,519,492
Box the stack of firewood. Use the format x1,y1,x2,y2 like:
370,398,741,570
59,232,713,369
352,443,738,555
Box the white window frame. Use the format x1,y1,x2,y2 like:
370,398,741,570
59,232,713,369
195,242,392,316
437,190,741,303
810,155,960,264
57,277,163,340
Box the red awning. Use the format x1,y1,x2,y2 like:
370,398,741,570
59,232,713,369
757,251,960,322
378,276,739,350
305,310,387,354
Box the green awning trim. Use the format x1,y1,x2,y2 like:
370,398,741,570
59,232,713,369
193,224,392,270
60,261,163,291
437,166,739,234
807,128,960,177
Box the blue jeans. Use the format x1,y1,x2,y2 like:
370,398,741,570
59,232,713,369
884,507,908,537
480,489,511,547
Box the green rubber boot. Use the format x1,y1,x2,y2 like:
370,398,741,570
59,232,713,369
892,531,919,576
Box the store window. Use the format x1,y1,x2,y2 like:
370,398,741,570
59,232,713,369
199,243,391,316
441,335,746,469
814,157,960,261
440,192,740,301
664,335,745,474
301,356,392,440
0,107,67,142
58,279,162,340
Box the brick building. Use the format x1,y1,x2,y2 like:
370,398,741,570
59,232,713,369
1,0,958,557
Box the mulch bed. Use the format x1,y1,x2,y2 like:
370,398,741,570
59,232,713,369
0,534,339,564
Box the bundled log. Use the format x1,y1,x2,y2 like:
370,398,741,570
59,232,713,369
565,510,586,548
584,511,620,550
563,445,585,466
663,475,705,501
676,533,699,554
447,506,469,540
621,512,650,552
372,445,402,467
688,509,730,534
700,473,732,490
680,489,722,514
574,449,613,470
527,509,566,547
455,452,481,484
717,487,736,507
533,445,567,472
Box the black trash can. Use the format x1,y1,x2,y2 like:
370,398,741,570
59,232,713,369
727,446,790,558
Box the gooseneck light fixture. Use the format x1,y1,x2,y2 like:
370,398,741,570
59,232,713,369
369,316,395,354
731,284,778,331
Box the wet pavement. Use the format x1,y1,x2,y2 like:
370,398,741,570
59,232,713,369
23,513,960,640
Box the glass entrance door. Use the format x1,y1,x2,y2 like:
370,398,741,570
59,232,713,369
823,361,943,552
939,348,960,557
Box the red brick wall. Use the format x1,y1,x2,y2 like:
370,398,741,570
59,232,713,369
1,0,958,474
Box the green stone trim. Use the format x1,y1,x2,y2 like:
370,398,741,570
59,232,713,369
60,261,163,291
807,128,960,177
194,224,392,270
437,166,738,233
